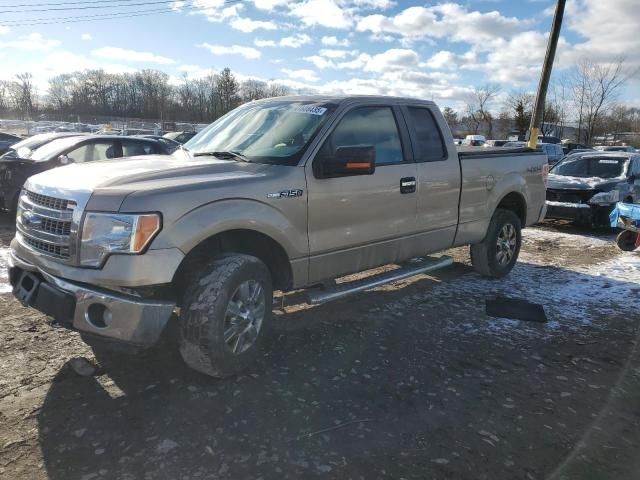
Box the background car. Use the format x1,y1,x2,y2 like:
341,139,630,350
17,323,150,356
0,132,23,155
136,134,181,153
1,132,89,161
484,140,508,147
538,143,565,165
0,135,172,212
546,152,640,226
163,131,197,144
595,145,636,153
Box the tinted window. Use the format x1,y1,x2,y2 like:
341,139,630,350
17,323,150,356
320,107,404,165
122,140,155,156
67,142,117,163
407,107,446,161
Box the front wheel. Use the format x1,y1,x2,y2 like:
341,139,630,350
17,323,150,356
470,209,522,278
179,254,273,378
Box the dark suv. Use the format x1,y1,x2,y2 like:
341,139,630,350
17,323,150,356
0,135,171,211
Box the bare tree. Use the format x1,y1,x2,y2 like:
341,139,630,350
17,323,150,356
464,84,500,137
570,57,630,144
8,73,37,119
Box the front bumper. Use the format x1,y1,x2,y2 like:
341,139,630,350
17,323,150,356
9,252,175,347
545,201,613,226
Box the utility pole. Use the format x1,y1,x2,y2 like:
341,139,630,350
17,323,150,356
527,0,566,149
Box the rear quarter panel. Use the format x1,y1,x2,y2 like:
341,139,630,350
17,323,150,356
455,149,546,246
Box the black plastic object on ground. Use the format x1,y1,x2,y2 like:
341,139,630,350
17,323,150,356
486,297,548,323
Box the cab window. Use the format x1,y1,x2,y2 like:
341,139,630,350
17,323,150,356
318,106,404,165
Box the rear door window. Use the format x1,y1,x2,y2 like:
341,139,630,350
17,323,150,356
407,107,447,162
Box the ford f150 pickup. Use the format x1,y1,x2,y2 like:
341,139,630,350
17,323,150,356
9,96,547,377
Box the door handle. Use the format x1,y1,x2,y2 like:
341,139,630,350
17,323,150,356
400,177,416,194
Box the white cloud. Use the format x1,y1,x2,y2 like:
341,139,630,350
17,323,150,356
252,0,288,10
279,33,312,48
318,48,355,59
357,3,525,47
281,68,319,82
304,55,337,70
81,33,92,41
363,48,419,72
229,17,277,32
562,0,640,67
321,36,349,47
351,0,395,8
0,33,61,51
289,0,353,29
198,43,262,59
0,26,10,35
254,39,277,47
92,47,175,65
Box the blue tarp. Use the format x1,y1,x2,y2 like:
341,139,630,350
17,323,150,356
610,202,640,229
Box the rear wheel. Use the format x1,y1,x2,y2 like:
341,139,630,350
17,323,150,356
179,254,272,378
470,209,522,278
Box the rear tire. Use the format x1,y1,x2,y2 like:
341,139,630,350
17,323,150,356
470,209,522,278
616,230,638,252
178,254,272,378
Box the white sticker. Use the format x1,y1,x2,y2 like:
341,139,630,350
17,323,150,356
599,159,619,164
292,104,327,116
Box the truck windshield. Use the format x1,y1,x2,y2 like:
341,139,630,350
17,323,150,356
185,100,336,166
551,155,627,179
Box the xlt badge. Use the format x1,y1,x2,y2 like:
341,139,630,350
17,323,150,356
267,189,304,199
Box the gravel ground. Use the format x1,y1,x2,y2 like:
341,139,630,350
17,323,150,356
1,217,640,480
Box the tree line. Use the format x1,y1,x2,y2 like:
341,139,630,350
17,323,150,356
0,67,291,123
443,58,638,145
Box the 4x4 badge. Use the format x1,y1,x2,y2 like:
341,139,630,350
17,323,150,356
267,189,304,199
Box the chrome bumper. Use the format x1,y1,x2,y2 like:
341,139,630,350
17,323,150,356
9,251,175,347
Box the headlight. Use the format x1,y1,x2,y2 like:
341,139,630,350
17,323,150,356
589,190,619,205
80,212,161,266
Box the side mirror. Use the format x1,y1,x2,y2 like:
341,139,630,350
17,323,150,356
58,154,72,165
315,145,376,178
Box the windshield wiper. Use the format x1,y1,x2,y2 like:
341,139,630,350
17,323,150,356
193,150,251,162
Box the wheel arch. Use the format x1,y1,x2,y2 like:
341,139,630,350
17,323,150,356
173,228,293,301
495,191,527,226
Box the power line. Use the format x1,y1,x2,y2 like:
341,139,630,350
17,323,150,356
1,6,191,24
1,0,183,14
0,0,243,26
4,0,174,7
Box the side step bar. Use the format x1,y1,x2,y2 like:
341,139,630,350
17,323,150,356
304,255,453,305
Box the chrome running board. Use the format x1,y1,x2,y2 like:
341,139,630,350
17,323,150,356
305,256,453,305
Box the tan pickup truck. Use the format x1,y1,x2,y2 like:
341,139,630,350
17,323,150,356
9,96,547,377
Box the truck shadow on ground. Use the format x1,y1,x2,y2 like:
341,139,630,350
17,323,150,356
35,258,640,480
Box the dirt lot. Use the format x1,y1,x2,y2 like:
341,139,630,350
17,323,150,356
1,218,640,480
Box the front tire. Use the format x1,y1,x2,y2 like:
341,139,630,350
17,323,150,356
470,209,522,278
179,254,273,378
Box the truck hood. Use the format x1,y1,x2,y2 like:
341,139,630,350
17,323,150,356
25,152,272,194
547,173,624,191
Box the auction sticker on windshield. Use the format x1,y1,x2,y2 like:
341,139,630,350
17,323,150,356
292,105,327,115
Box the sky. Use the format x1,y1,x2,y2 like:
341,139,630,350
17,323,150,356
0,0,639,112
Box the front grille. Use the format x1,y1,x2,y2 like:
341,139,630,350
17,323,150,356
546,189,598,204
17,189,76,261
40,218,72,236
22,235,70,258
26,190,72,211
